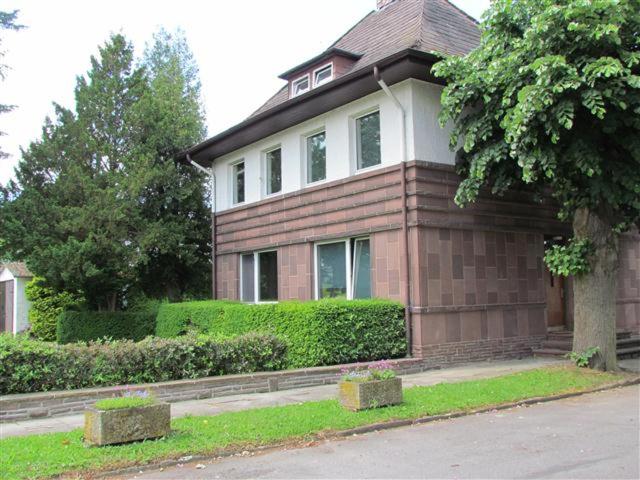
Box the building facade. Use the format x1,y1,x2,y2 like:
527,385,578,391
181,0,640,361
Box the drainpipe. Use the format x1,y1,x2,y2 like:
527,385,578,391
374,66,412,357
187,154,217,300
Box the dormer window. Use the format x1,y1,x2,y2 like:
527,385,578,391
291,75,310,97
313,64,333,87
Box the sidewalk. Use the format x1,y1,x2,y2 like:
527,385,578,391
0,358,563,438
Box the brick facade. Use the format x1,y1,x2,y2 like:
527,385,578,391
213,161,640,360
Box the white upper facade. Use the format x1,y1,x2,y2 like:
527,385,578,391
212,78,455,213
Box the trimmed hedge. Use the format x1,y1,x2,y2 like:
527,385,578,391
155,300,237,338
56,311,157,344
156,299,407,368
0,333,287,395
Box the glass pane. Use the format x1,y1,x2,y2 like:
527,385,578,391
266,149,282,194
314,66,332,86
241,254,255,302
317,242,347,299
353,239,372,299
294,77,309,96
307,132,326,183
357,111,381,169
234,162,245,204
258,251,278,301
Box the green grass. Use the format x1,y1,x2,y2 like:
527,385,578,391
0,366,624,480
94,396,156,411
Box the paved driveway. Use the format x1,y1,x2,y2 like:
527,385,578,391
125,385,640,480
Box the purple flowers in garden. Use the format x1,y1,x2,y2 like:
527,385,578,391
340,360,397,383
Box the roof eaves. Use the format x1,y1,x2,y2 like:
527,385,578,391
179,48,440,164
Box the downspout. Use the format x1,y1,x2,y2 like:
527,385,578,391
374,66,412,357
187,154,217,300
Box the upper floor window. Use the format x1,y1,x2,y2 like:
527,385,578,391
306,131,326,184
232,161,245,204
313,64,333,87
291,75,310,97
265,147,282,195
356,111,381,170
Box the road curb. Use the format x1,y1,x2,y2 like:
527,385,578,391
95,376,639,479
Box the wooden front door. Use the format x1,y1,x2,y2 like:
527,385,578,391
545,268,565,329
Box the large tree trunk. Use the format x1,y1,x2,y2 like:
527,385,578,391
572,207,619,371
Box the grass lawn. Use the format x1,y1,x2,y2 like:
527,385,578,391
0,366,626,479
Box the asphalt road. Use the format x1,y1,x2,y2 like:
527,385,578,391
126,385,640,480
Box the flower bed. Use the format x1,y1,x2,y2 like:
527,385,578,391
338,360,403,410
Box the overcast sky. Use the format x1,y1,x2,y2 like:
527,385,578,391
0,0,490,185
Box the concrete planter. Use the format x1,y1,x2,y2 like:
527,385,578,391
84,403,170,446
339,377,403,411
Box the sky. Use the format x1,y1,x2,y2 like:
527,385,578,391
0,0,490,185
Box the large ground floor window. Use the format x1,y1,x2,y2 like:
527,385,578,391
315,237,371,300
240,250,278,302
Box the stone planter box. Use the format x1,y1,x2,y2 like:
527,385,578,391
338,377,403,411
84,403,171,446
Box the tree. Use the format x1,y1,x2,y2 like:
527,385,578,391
0,10,24,159
0,31,211,309
132,29,210,300
433,0,639,370
2,34,146,310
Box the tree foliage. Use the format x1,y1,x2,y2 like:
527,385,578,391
433,0,639,371
433,0,639,231
0,31,210,309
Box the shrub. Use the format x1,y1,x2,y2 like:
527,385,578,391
56,311,156,344
155,300,237,338
0,333,287,395
155,299,407,368
25,277,83,341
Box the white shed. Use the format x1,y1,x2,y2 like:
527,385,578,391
0,262,33,335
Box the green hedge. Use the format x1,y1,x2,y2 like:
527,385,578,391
156,299,407,368
155,300,237,338
56,311,156,344
0,333,287,395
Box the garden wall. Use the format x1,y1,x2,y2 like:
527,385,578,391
1,357,433,422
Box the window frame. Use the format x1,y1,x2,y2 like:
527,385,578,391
312,63,333,87
239,249,279,304
230,159,245,205
354,109,382,172
304,129,327,186
263,146,282,197
313,237,371,301
291,74,310,97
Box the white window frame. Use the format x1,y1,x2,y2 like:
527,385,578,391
303,128,327,186
291,74,310,97
313,237,371,301
262,145,282,197
240,249,279,303
353,109,382,173
230,159,245,206
312,63,333,87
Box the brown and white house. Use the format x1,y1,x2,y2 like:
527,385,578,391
181,0,640,363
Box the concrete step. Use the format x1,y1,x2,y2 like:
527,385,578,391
534,337,640,359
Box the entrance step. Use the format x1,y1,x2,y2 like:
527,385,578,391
533,330,640,359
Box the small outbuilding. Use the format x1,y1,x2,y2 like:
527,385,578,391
0,262,33,334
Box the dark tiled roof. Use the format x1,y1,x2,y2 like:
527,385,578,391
0,262,33,278
251,0,479,117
